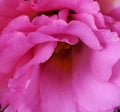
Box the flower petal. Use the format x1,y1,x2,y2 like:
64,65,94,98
72,45,120,112
7,42,57,111
0,32,33,74
38,20,102,50
39,61,77,112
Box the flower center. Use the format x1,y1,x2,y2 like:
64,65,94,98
49,42,73,72
54,42,72,57
42,41,82,73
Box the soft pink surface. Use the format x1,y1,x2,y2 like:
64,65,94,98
0,0,120,112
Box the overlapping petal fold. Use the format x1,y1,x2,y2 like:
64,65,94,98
0,0,120,112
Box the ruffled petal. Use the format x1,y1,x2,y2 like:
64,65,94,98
0,0,20,31
8,65,41,112
18,0,99,14
38,56,77,112
37,19,102,50
0,32,33,74
7,42,57,111
2,15,36,34
72,45,120,112
92,29,120,80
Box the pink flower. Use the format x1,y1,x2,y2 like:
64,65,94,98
0,0,120,112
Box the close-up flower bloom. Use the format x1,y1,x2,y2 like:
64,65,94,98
1,0,120,112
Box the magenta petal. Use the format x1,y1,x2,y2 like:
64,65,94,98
92,30,120,80
2,15,36,34
0,0,20,31
0,32,33,74
110,60,120,87
58,9,69,21
0,74,10,110
111,22,120,36
18,0,99,14
39,63,76,112
31,14,57,26
8,65,41,112
38,20,102,49
0,30,58,74
27,32,58,44
72,46,120,112
29,42,57,64
65,21,102,49
72,13,97,29
4,106,16,112
7,41,56,111
1,0,120,112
